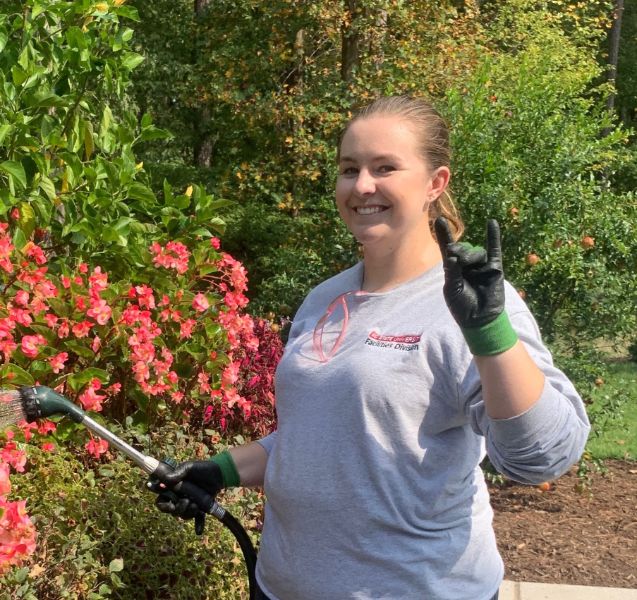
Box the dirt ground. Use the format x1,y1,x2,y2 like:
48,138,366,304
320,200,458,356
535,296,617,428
489,459,637,588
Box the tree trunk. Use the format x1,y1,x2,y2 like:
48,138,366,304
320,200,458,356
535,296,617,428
606,0,624,115
193,0,213,167
341,0,360,82
370,10,388,70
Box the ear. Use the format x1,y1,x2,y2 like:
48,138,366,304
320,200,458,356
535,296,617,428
428,166,451,201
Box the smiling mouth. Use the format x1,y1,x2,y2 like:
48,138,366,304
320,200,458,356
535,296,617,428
355,206,388,215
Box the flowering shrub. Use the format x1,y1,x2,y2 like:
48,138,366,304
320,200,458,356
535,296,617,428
0,222,283,572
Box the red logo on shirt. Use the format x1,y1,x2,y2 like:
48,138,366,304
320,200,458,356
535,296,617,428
368,331,421,344
365,331,421,351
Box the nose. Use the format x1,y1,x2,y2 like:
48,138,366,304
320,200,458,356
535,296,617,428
354,168,376,196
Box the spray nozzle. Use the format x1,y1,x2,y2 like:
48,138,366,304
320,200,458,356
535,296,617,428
22,386,85,424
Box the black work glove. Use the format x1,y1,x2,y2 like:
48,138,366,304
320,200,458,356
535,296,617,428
148,457,229,535
434,217,518,356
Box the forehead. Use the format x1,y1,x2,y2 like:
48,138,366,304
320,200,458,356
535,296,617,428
340,115,422,159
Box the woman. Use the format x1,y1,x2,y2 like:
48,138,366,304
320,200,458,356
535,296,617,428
154,96,590,600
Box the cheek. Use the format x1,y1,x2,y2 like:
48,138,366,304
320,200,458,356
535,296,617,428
334,180,350,213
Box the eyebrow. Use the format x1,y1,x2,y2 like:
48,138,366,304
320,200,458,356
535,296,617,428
339,154,402,163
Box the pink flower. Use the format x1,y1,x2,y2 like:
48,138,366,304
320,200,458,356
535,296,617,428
18,421,38,442
44,313,58,328
85,438,108,459
75,296,87,311
0,498,37,572
48,352,68,374
132,361,150,382
20,334,46,358
17,266,48,286
78,263,88,274
23,241,47,265
0,339,17,361
0,463,11,495
106,383,121,395
222,361,240,387
134,285,156,309
192,293,209,313
41,442,55,452
34,280,57,299
72,321,92,338
29,297,47,315
0,442,27,473
224,290,248,310
14,291,29,306
87,298,112,325
179,319,197,339
91,336,101,352
210,237,221,250
151,241,190,274
78,379,106,412
57,320,70,339
10,308,32,327
0,234,14,274
88,266,108,294
198,371,211,393
61,275,72,289
37,420,56,435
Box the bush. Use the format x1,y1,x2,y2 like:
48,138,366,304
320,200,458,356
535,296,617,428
0,429,261,599
445,11,637,374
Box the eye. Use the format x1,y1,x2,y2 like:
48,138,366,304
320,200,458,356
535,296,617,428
340,166,358,176
377,165,396,174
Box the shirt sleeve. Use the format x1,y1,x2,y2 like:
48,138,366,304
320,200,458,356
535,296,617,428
257,430,278,455
462,302,591,485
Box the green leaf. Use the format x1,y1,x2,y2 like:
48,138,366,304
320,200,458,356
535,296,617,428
99,105,113,141
139,125,172,142
0,29,7,54
0,124,12,146
39,176,56,201
171,194,190,210
64,341,96,360
18,202,36,239
162,179,173,205
127,182,156,205
120,52,144,71
83,120,95,160
0,364,35,386
101,226,128,246
12,227,27,250
108,558,124,573
67,368,110,392
0,161,27,189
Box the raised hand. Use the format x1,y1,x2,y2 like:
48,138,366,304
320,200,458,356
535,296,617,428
434,217,518,356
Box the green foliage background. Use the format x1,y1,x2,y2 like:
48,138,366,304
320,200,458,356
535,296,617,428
1,0,637,597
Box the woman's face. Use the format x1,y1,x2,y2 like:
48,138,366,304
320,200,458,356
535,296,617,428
335,115,448,250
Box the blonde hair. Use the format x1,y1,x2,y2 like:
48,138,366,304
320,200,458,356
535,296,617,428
339,95,464,241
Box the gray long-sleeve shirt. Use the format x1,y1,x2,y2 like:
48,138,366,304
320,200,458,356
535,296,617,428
256,261,590,600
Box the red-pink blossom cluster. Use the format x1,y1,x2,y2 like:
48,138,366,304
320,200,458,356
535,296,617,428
150,241,190,274
0,223,282,571
0,435,36,574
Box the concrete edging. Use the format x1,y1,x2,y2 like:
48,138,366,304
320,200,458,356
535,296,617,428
500,581,637,600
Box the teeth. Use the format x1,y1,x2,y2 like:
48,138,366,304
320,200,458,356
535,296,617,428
356,206,386,215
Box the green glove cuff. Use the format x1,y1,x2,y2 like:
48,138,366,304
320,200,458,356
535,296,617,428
211,450,240,488
461,311,519,356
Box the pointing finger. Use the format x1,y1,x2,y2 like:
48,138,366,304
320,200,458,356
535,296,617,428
486,219,502,263
434,217,454,255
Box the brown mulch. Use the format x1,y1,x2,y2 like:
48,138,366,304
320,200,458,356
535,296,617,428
489,459,637,588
